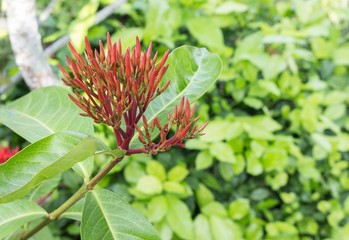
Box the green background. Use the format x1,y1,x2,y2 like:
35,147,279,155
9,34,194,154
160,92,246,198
1,0,349,239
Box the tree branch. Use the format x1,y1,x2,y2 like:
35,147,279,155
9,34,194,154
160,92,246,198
6,0,58,90
1,0,127,94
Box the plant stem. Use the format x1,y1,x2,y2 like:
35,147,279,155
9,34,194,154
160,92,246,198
20,155,125,240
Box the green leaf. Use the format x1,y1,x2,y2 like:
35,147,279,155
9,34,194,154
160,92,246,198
69,0,99,51
0,86,95,179
228,198,250,220
166,195,194,240
195,151,214,170
0,199,47,239
194,214,213,240
0,86,93,143
209,216,243,240
196,184,215,208
154,220,173,240
209,142,236,163
135,175,163,196
202,201,228,217
168,165,189,182
163,181,191,197
124,161,145,184
262,148,288,172
333,44,349,66
311,37,333,58
29,174,61,202
266,171,289,190
144,0,180,45
111,28,144,50
146,160,166,181
130,46,222,148
200,120,243,142
214,1,248,14
81,189,160,240
0,132,96,203
186,17,228,55
147,195,168,223
265,222,298,239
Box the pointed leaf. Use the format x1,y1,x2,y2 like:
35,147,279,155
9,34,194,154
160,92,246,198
0,199,47,239
0,86,95,178
81,189,160,240
166,195,194,240
0,132,96,203
131,46,222,147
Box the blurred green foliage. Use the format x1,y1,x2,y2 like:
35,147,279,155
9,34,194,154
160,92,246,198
1,0,349,239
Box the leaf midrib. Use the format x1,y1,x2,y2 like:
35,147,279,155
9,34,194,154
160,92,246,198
4,109,54,134
92,191,119,240
0,211,46,226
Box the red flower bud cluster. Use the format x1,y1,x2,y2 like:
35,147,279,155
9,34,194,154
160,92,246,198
134,97,207,154
60,34,206,155
0,146,19,164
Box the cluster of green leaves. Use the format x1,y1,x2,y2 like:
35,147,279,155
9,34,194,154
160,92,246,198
92,0,348,239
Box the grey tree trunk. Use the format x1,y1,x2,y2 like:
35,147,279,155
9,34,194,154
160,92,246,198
6,0,59,90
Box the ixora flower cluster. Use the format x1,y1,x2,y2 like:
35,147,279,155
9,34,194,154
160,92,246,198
60,34,206,155
0,145,19,164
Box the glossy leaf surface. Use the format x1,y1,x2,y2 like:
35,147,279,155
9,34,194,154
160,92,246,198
0,199,47,239
0,132,96,203
0,86,95,178
81,189,160,240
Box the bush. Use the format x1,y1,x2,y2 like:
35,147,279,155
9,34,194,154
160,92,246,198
113,1,349,239
1,0,349,239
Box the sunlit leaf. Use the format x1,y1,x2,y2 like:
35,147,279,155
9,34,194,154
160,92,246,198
0,199,47,239
81,189,160,240
0,86,95,179
0,132,96,203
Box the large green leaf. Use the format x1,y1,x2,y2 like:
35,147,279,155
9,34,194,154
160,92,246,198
0,86,95,178
186,17,227,55
81,189,160,240
166,195,194,240
0,132,96,203
0,199,47,239
130,46,222,148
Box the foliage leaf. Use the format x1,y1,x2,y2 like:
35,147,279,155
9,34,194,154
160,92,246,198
81,189,160,240
0,86,95,178
0,132,96,203
0,199,47,239
166,195,194,240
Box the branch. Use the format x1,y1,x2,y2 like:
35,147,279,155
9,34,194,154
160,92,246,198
6,0,58,90
39,0,60,23
1,0,127,94
20,155,125,240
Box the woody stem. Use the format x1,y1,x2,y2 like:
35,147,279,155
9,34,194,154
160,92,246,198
20,155,125,240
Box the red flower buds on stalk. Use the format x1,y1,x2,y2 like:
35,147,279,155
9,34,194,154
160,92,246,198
60,34,206,155
0,146,19,164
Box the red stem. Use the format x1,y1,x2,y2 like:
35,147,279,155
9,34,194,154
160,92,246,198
126,148,148,155
113,128,123,146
